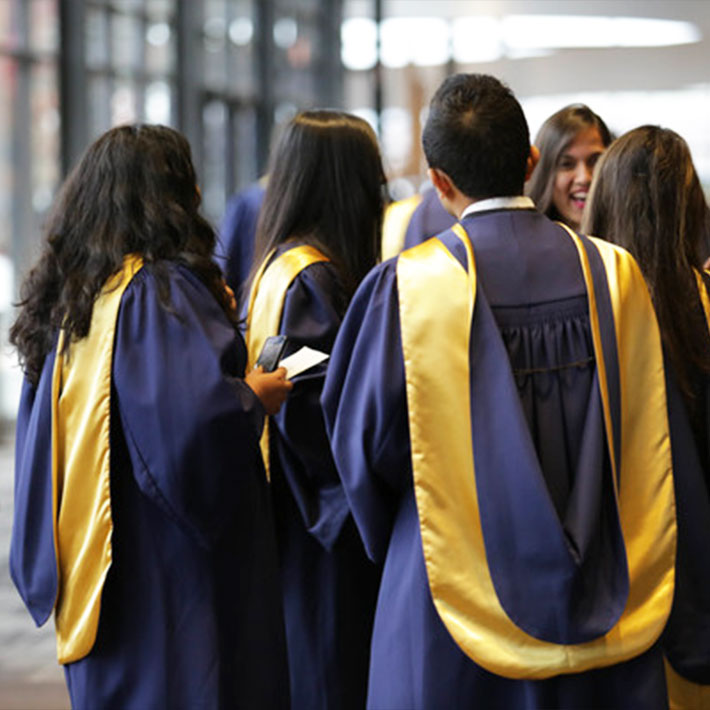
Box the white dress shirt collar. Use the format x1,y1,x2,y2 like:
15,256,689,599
460,196,535,220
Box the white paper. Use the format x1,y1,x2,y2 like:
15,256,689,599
278,346,329,378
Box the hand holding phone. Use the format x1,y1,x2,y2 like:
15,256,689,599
245,365,292,415
256,335,288,372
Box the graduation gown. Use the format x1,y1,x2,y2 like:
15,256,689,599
217,181,266,293
244,243,381,710
322,207,674,709
661,269,710,708
381,188,455,260
402,186,456,250
10,260,289,710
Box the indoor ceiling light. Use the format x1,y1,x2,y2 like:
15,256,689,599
341,15,701,70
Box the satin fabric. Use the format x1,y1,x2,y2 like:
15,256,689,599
661,269,710,705
665,660,710,709
381,194,422,259
402,186,456,250
397,221,674,677
245,244,329,479
11,262,289,709
11,256,144,663
246,242,381,710
323,207,670,709
52,255,143,663
217,180,265,293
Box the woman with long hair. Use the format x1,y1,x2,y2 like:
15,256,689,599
583,125,710,708
10,124,291,709
243,110,385,709
526,103,612,231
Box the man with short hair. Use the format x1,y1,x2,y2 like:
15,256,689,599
322,74,674,708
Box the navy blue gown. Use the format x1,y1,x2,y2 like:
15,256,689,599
661,269,710,688
11,263,290,710
217,181,265,293
260,244,381,710
402,186,456,250
322,208,668,709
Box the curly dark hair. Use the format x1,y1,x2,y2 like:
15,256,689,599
10,124,236,386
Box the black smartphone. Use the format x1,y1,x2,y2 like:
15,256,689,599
255,335,288,372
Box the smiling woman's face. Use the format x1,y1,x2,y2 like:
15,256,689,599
552,126,606,230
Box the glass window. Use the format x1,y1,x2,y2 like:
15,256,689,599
202,99,228,219
85,0,177,142
232,106,259,186
204,9,228,90
29,0,59,53
112,0,145,12
111,12,144,72
0,0,59,431
86,6,110,68
30,62,60,220
0,57,13,255
145,79,172,124
145,19,174,73
147,0,173,15
88,75,112,138
227,11,256,94
111,79,139,125
0,1,21,50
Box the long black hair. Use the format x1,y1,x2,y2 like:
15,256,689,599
249,110,386,298
583,125,710,420
526,104,612,220
10,124,235,386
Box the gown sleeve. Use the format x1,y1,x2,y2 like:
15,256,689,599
321,260,411,562
10,354,59,626
216,183,265,292
112,264,265,550
662,365,710,683
269,262,350,549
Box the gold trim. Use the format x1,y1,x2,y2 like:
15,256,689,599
397,223,675,677
52,255,143,663
381,194,422,260
665,659,710,710
694,268,710,332
244,245,329,479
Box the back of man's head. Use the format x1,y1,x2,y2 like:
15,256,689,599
422,73,530,200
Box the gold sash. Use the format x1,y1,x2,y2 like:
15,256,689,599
396,223,675,678
695,268,710,331
381,194,422,260
664,269,710,706
244,245,329,478
665,659,710,710
52,254,143,663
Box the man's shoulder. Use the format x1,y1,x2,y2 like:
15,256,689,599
585,234,635,260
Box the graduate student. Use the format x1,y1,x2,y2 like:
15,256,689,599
526,103,611,231
218,178,266,294
583,126,710,708
322,74,675,709
243,110,384,710
381,186,455,258
9,124,292,709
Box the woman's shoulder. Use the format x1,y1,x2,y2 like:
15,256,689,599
123,260,226,322
128,259,208,292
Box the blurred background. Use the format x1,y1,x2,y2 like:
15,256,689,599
1,1,709,707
